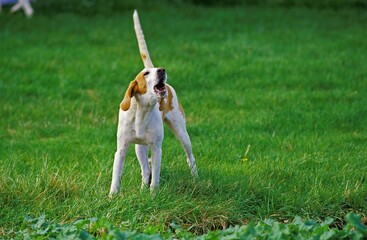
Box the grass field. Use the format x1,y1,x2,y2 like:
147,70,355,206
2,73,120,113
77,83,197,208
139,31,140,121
1,5,367,237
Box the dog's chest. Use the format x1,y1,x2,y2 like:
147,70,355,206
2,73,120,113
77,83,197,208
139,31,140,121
118,106,163,145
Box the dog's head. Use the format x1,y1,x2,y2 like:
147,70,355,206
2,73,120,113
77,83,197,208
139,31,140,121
120,67,167,111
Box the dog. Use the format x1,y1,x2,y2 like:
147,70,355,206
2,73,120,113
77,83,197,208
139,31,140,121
109,11,198,195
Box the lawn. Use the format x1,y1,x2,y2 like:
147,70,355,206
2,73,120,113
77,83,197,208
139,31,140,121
1,4,367,237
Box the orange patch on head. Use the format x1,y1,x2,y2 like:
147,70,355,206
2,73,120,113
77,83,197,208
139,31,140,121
134,72,147,95
120,72,147,111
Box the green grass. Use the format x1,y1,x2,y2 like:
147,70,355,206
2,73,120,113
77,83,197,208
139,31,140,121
1,5,367,236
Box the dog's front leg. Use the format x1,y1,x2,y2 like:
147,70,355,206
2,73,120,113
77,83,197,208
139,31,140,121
149,143,162,191
109,143,129,195
135,144,151,189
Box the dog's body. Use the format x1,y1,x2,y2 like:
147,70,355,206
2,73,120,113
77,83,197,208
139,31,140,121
109,11,198,195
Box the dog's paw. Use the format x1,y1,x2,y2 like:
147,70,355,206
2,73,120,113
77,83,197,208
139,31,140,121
140,182,150,191
191,169,199,179
150,185,160,197
109,187,119,197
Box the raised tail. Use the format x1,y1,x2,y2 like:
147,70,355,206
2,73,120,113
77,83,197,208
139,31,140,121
133,10,154,68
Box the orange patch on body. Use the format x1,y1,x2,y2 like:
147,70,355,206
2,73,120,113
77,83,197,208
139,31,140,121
159,85,174,119
159,84,186,119
120,72,147,111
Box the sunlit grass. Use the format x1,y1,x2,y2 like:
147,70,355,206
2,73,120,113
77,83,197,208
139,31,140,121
1,6,366,235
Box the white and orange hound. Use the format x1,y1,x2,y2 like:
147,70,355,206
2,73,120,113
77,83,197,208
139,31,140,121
109,11,198,195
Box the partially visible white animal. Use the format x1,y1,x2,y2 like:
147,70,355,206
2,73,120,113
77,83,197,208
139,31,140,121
109,11,198,195
0,0,33,17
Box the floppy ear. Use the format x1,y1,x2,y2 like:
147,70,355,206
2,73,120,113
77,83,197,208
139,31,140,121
120,80,138,111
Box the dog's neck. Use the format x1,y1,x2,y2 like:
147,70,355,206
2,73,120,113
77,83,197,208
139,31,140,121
133,93,158,137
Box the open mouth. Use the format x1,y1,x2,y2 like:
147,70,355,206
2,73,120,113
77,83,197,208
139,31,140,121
154,80,167,98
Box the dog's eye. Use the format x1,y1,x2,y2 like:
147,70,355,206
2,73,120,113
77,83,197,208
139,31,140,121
144,71,150,76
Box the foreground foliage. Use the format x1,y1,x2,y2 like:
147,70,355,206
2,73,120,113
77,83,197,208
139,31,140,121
7,213,367,239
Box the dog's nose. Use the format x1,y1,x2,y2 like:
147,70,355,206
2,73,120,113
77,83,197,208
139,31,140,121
157,68,165,74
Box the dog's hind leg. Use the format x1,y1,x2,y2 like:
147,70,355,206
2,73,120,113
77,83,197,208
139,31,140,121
135,144,151,189
164,112,199,178
109,143,129,195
